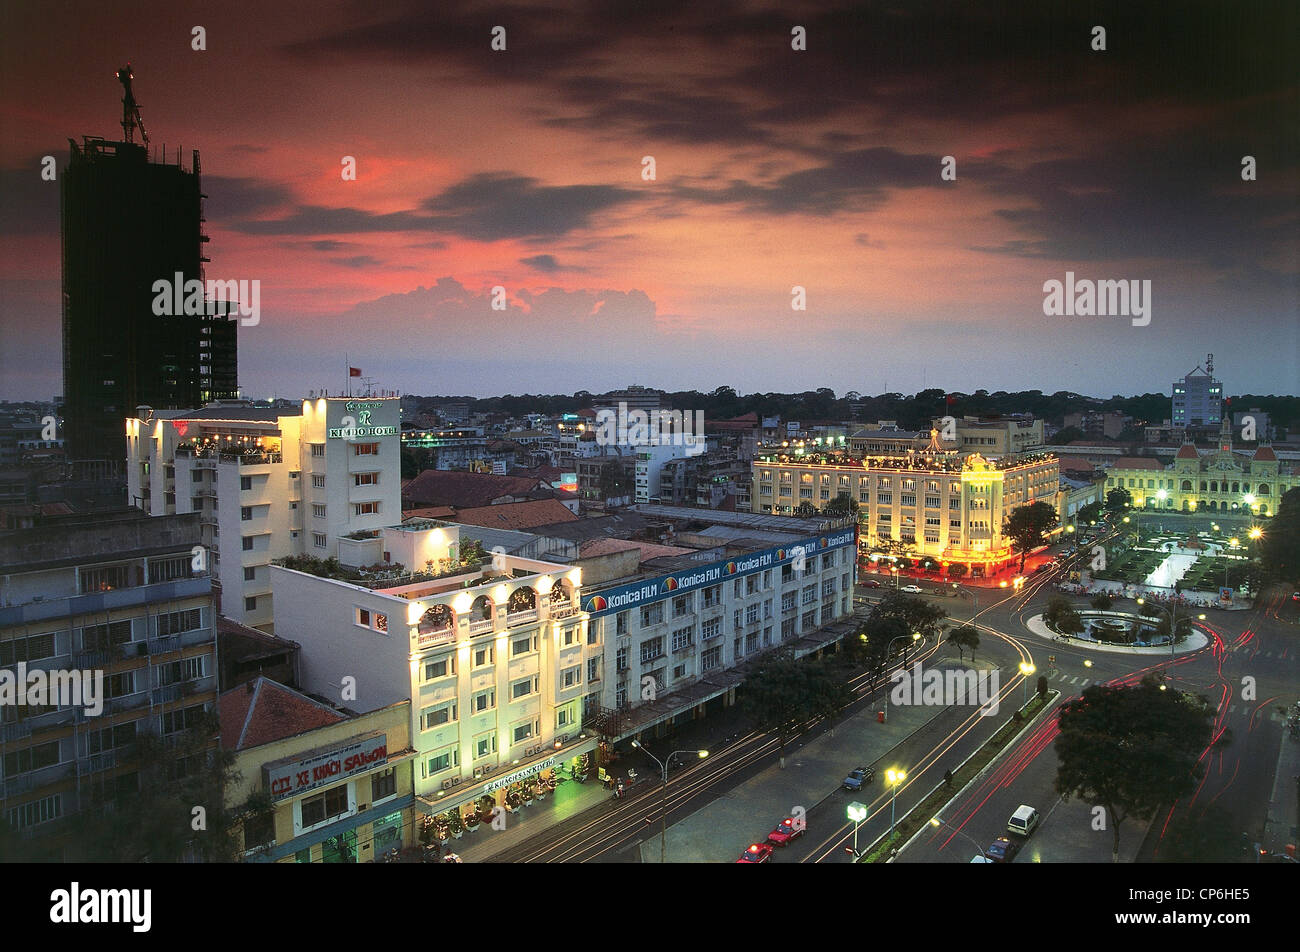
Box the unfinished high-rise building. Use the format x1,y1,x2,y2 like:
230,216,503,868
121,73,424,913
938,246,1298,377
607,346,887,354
61,65,238,465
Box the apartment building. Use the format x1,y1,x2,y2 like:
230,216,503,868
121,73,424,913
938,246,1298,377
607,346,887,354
0,511,218,859
931,415,1045,456
126,396,401,629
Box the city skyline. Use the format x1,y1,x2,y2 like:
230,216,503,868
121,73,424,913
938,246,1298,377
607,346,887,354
1,0,1296,403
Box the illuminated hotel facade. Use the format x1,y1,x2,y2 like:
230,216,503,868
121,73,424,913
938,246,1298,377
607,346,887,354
125,397,402,630
751,432,1060,576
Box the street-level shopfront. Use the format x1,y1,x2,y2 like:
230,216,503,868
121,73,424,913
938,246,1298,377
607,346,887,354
415,735,602,844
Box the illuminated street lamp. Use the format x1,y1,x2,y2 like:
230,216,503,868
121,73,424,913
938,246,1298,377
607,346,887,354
847,801,868,858
882,633,922,722
886,768,907,835
930,816,985,858
1018,661,1036,706
631,740,708,864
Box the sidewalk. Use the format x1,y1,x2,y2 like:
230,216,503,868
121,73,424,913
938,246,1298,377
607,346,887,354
452,771,612,862
1262,718,1300,857
637,678,953,862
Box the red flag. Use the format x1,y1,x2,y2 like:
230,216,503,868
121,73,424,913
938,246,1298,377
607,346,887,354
349,367,361,377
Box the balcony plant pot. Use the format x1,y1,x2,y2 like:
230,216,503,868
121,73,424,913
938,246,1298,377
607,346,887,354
464,815,480,833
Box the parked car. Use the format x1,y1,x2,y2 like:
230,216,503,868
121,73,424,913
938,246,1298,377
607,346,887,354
984,836,1020,863
970,854,994,863
900,584,924,594
1292,592,1300,602
736,843,774,863
862,579,882,588
1007,804,1040,837
843,766,875,790
766,817,805,846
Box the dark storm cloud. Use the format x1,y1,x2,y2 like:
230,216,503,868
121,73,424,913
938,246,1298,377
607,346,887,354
520,254,560,272
231,172,639,241
202,176,294,220
332,255,382,268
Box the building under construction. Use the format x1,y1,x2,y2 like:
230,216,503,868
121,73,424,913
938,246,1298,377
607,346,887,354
61,65,239,465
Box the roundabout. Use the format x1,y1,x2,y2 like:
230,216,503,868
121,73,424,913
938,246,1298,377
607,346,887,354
1023,610,1210,656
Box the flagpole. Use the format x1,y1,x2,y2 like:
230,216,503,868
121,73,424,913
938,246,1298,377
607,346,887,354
345,353,350,398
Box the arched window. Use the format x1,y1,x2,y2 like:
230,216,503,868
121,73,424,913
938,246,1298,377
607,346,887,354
470,595,492,621
418,604,455,635
1257,483,1270,496
1181,480,1192,492
508,587,537,613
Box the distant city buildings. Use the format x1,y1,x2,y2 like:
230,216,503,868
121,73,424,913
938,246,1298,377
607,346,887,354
1171,361,1222,430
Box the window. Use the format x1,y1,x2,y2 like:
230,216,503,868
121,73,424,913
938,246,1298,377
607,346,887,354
746,575,758,595
5,794,61,832
242,536,255,551
672,593,693,617
423,656,454,681
512,635,535,657
474,645,495,667
745,631,759,653
616,612,629,636
802,610,818,630
639,636,664,664
513,722,535,744
312,504,326,519
301,785,349,828
4,741,60,776
421,702,457,729
639,603,663,627
240,476,252,491
0,632,57,666
79,565,128,593
702,585,721,608
157,609,201,636
557,707,572,728
354,502,380,516
192,471,203,483
802,584,816,605
311,474,326,488
475,733,497,759
587,656,601,682
424,747,458,775
161,704,205,735
562,666,582,688
371,768,396,802
353,443,380,456
245,596,258,612
672,627,694,651
701,646,722,671
313,533,327,548
354,472,379,486
745,604,760,625
563,626,577,646
511,678,537,700
472,690,496,713
616,647,628,672
148,555,191,583
587,625,600,646
702,618,721,640
310,444,325,458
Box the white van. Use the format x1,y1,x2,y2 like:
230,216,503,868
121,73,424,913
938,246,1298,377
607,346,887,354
1007,805,1040,837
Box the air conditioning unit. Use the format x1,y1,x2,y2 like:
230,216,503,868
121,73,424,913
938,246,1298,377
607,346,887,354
442,779,454,789
450,777,461,787
557,734,569,744
481,765,494,775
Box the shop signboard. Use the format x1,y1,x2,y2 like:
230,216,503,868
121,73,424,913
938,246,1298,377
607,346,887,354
265,733,389,801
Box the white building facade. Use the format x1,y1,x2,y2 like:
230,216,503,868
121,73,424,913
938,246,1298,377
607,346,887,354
126,397,402,630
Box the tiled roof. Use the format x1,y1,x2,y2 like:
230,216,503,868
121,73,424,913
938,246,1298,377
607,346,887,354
402,469,550,508
1112,457,1160,470
217,676,346,751
1253,445,1278,462
580,538,694,560
1175,444,1201,460
449,499,579,531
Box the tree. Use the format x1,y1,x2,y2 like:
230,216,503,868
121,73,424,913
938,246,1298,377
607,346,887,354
740,650,848,768
947,624,980,664
1036,675,1049,697
1105,487,1133,512
946,563,968,580
1157,805,1242,863
1077,501,1103,525
1052,425,1087,444
1057,609,1084,635
1259,487,1300,583
1043,595,1072,629
869,591,948,642
1090,594,1114,610
1055,673,1214,862
1004,502,1059,572
794,500,818,517
823,492,859,519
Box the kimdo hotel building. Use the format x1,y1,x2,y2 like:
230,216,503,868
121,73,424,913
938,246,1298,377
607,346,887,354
126,396,402,630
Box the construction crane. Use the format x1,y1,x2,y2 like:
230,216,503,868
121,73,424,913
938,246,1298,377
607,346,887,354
116,63,150,146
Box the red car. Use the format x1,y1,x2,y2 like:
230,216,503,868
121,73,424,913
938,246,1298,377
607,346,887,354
736,843,774,863
766,817,805,846
861,579,882,588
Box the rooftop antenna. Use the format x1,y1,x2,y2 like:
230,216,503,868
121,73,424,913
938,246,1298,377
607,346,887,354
1205,352,1214,375
116,63,150,146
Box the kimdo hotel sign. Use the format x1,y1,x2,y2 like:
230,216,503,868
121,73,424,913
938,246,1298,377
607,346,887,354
265,733,389,801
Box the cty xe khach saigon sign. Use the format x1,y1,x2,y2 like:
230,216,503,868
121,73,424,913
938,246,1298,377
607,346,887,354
265,733,389,801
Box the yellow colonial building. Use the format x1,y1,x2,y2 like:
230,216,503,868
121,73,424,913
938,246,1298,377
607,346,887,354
751,431,1060,577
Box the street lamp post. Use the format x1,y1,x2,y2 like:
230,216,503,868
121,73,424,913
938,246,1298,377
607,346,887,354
886,768,907,835
951,582,978,627
882,632,921,722
630,741,708,864
847,801,868,858
1018,661,1036,707
930,816,986,859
